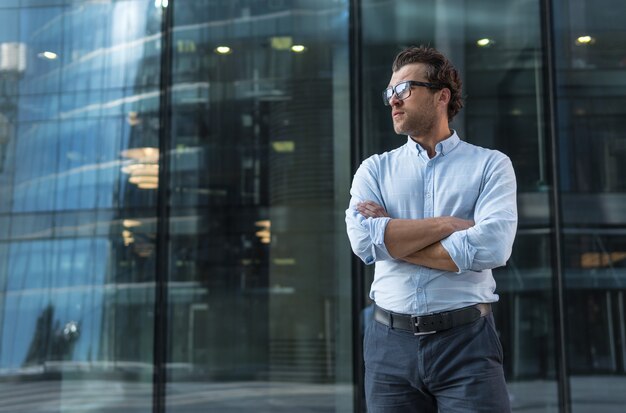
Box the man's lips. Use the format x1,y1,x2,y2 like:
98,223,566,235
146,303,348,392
392,111,404,118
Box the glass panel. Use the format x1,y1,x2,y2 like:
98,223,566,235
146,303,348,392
361,0,557,411
552,0,626,410
562,233,626,412
165,1,352,412
0,1,160,411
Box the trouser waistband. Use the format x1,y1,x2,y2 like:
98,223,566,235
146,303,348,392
373,303,492,335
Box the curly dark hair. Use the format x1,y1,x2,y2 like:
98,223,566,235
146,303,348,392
392,46,463,122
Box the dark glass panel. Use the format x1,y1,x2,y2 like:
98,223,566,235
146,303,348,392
165,1,353,412
361,0,557,411
561,231,626,412
552,0,626,410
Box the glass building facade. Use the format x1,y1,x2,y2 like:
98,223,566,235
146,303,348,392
0,0,624,412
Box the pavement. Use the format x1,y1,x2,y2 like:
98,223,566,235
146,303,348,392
0,376,625,412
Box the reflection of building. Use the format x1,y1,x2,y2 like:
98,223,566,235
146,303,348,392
0,0,625,412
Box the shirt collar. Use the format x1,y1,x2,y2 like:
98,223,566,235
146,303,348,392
406,130,461,157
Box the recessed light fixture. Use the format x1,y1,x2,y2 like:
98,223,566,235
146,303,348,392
291,45,306,53
215,46,232,54
272,141,295,153
38,51,58,60
576,35,595,45
476,38,492,47
270,36,293,50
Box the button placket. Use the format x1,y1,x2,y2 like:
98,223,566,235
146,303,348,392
423,160,435,218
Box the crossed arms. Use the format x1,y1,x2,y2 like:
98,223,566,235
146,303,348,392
355,201,473,272
345,155,517,273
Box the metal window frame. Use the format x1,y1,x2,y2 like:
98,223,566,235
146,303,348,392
153,1,174,413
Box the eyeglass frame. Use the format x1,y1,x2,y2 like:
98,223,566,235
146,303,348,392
382,80,444,106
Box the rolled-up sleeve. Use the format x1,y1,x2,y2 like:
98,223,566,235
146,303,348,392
345,159,394,265
440,154,518,273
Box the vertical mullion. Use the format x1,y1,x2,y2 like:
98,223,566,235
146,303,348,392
539,0,571,411
349,0,365,412
153,1,174,413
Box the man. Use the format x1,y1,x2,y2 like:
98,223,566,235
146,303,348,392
345,46,517,412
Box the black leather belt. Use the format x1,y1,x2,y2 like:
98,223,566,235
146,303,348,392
374,303,492,335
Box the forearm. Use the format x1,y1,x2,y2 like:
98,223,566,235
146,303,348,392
401,242,459,272
384,217,470,259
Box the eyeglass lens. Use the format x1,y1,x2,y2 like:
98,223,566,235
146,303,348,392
383,81,411,105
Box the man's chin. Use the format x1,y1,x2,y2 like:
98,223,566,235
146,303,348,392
393,125,408,135
394,127,417,136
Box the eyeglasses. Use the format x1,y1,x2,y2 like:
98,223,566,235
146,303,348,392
382,80,443,106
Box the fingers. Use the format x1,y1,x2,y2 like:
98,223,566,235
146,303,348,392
356,201,390,218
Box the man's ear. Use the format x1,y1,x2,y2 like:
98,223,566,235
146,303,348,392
438,88,451,104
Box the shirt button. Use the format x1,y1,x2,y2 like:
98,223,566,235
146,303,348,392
427,163,432,167
426,193,431,198
417,288,423,293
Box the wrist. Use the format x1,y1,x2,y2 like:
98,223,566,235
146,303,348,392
438,216,456,236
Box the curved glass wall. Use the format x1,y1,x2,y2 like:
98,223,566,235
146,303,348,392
0,1,162,411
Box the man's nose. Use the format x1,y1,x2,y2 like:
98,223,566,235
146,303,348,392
389,93,402,106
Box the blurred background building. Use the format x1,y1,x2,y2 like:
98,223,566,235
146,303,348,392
0,0,625,412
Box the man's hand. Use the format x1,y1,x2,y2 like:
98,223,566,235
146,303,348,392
357,201,390,218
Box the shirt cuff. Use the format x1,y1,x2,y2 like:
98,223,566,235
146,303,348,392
440,230,477,274
361,216,392,264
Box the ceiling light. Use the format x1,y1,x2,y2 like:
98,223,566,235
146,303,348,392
123,219,142,228
38,51,58,60
291,45,306,53
137,182,159,190
272,141,295,153
476,38,492,47
576,35,595,45
270,36,293,50
129,176,159,185
255,220,271,244
121,147,159,162
255,220,271,228
121,147,160,190
215,46,232,54
273,258,296,265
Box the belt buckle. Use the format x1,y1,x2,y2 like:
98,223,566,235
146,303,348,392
411,315,437,336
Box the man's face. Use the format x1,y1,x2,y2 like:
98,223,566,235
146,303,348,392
387,63,439,137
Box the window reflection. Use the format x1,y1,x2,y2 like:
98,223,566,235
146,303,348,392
553,0,626,410
361,0,557,411
563,232,626,409
0,1,159,411
2,0,621,412
165,1,352,412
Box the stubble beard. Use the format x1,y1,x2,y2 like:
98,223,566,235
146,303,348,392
394,111,436,138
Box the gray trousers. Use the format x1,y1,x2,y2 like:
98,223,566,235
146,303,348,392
364,312,511,413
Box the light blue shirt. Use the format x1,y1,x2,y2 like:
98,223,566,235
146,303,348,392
345,132,517,315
